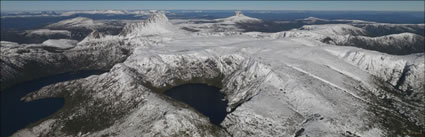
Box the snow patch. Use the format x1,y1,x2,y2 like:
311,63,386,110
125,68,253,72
42,39,78,49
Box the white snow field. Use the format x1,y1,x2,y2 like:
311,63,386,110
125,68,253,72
46,17,107,29
1,11,424,137
41,39,78,49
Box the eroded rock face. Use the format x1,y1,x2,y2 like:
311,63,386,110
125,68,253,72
120,12,177,37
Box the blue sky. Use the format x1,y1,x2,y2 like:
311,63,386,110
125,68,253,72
1,1,424,12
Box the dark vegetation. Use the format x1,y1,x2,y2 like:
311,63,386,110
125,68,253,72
366,78,424,137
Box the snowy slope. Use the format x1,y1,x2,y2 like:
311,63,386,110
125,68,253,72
59,10,152,16
246,24,423,55
325,47,424,126
172,11,263,33
334,33,424,55
296,16,376,24
0,41,21,48
2,12,424,137
326,47,424,98
46,17,105,29
298,24,367,36
353,23,425,37
15,36,383,137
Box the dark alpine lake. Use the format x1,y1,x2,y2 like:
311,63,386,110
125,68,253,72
164,84,228,126
0,70,106,137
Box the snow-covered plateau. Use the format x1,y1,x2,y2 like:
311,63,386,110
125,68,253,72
46,17,118,30
1,11,424,137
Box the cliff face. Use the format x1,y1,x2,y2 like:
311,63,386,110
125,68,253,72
120,12,176,37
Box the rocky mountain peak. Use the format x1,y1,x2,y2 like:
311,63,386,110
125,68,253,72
87,30,105,39
215,11,261,24
120,12,174,37
234,11,244,17
145,12,169,24
79,30,106,44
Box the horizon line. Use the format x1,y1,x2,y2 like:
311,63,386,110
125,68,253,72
2,9,424,12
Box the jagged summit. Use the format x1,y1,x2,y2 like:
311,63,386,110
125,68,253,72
120,12,175,37
79,30,106,43
87,30,106,39
216,11,262,24
144,12,169,25
234,11,244,16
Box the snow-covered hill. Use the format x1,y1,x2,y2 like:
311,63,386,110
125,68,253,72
333,33,424,55
60,10,152,16
298,24,367,36
354,23,425,37
296,16,376,24
37,17,124,42
46,17,105,29
1,11,424,137
245,24,424,55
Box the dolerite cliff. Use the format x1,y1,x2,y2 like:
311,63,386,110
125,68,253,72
119,11,178,37
78,30,106,44
2,12,424,137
